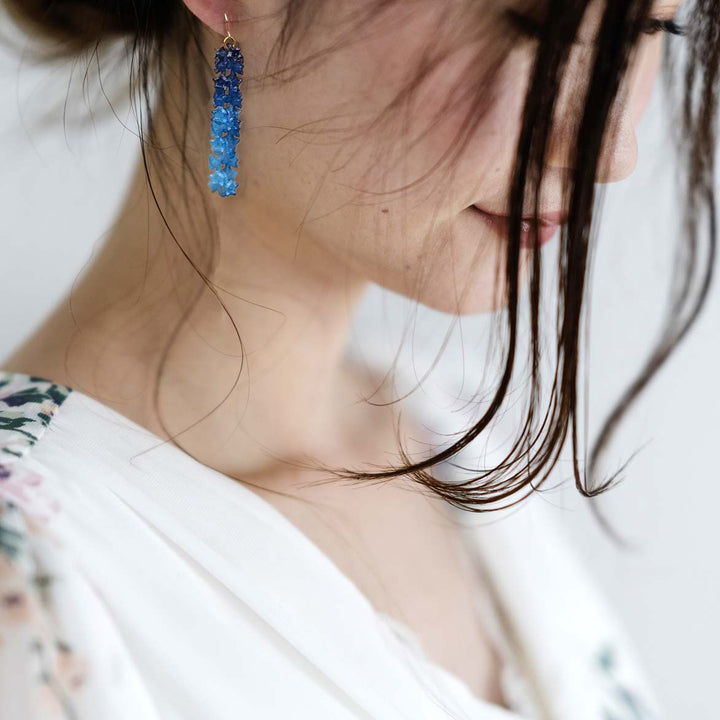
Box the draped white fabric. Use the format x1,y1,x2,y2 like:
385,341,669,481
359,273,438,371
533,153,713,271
0,370,662,719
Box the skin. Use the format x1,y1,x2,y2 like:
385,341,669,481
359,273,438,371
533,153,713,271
1,0,681,704
3,0,673,491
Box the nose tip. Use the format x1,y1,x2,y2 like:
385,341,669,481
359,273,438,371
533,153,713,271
544,113,639,185
595,115,639,184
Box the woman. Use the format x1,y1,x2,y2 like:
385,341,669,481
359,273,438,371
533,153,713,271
0,0,716,718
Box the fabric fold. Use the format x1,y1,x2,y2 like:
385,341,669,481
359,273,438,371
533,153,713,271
0,370,663,720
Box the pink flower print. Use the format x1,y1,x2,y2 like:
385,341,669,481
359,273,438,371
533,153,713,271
38,398,59,423
0,554,35,626
56,638,88,693
0,464,61,527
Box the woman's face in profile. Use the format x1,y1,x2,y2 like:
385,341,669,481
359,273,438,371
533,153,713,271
190,0,667,313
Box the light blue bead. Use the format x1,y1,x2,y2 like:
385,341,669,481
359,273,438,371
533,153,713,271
211,106,239,136
208,167,238,197
210,134,233,156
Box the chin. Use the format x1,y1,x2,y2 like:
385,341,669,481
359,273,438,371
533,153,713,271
379,253,530,316
415,287,511,315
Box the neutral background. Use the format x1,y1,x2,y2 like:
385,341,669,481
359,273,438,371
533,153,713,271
1,12,716,718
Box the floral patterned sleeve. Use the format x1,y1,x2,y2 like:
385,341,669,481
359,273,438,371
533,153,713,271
0,374,161,719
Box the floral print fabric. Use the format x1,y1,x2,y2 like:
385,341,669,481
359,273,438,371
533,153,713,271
0,372,160,719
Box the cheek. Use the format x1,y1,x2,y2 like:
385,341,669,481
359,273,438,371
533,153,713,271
238,6,456,235
346,47,535,313
627,36,664,127
235,5,534,314
422,42,537,219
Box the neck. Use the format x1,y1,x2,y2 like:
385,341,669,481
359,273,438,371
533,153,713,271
6,99,389,485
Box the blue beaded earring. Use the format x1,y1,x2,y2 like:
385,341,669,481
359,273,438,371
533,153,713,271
208,13,244,197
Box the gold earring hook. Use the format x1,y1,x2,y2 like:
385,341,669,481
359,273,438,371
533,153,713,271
223,12,235,45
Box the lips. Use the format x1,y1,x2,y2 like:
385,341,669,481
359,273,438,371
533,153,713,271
472,204,567,226
469,205,563,248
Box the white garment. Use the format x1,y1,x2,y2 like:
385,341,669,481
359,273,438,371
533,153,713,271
0,370,662,719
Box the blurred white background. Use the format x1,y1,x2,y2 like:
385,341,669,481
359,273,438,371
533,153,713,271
1,10,717,718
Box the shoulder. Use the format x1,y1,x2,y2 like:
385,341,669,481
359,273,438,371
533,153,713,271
0,370,73,461
0,370,159,719
0,370,74,545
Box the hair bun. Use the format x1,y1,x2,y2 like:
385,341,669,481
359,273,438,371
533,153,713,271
3,0,176,52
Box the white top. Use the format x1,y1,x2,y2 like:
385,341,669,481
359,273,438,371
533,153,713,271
0,369,663,719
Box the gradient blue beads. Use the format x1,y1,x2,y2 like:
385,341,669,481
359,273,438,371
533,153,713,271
208,41,244,197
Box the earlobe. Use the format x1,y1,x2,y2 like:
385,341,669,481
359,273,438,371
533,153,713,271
182,0,236,36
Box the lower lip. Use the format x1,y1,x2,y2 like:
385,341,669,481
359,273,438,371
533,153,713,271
469,206,561,248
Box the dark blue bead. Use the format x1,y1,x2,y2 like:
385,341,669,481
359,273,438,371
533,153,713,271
214,45,244,76
226,86,242,107
214,48,229,72
226,44,243,63
214,85,241,109
215,74,234,91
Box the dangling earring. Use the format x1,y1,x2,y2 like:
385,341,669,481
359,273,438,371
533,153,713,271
208,12,244,197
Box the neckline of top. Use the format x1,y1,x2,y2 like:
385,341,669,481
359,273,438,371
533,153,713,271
0,368,535,718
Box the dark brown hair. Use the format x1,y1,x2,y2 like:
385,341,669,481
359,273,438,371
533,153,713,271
3,0,719,545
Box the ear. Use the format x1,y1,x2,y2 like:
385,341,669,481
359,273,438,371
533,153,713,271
182,0,248,38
